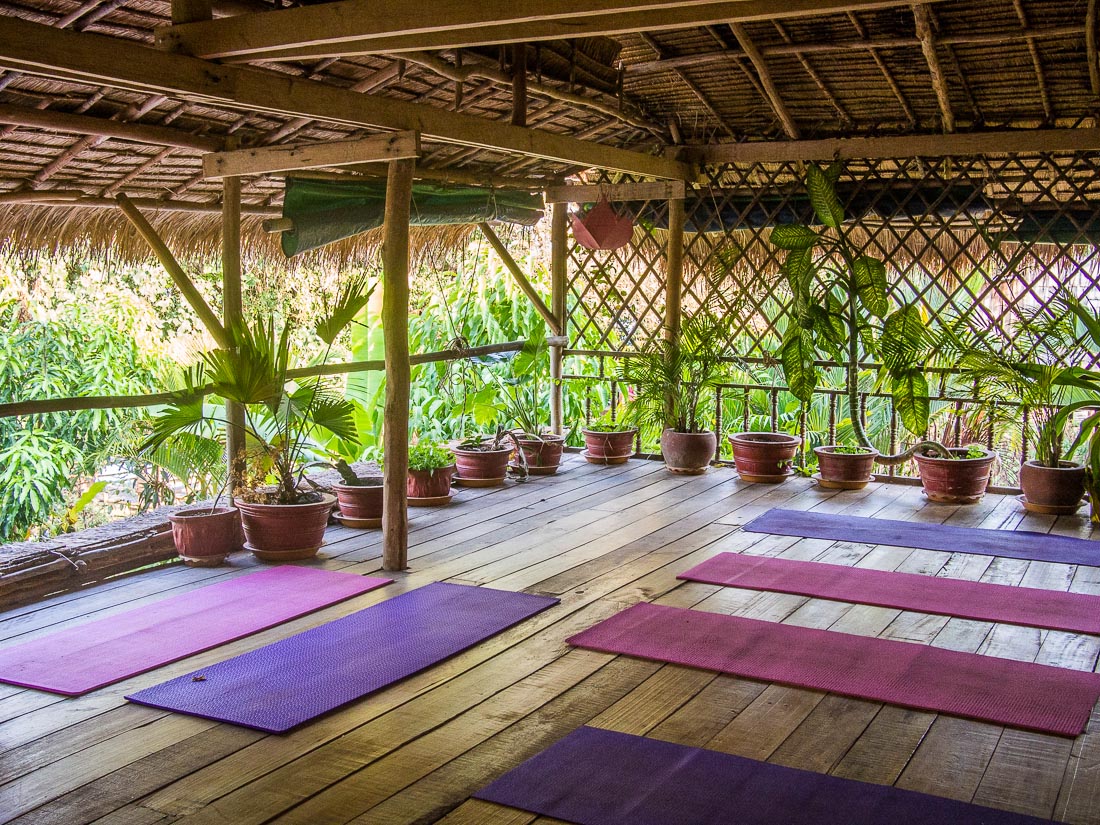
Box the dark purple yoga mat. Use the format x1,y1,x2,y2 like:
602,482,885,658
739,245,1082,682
0,566,391,696
744,508,1099,565
679,552,1100,634
126,582,558,732
475,726,1049,825
568,602,1100,736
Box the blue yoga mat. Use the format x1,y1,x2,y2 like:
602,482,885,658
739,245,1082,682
126,582,558,732
475,726,1049,825
744,508,1099,565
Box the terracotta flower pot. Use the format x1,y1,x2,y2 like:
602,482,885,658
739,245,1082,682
236,493,336,562
661,429,717,475
333,481,384,527
406,465,456,503
913,448,996,504
814,445,878,490
453,445,512,486
581,428,637,465
730,432,802,483
1018,459,1086,514
515,434,565,475
167,506,242,567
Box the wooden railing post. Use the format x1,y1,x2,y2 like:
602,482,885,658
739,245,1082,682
550,202,568,435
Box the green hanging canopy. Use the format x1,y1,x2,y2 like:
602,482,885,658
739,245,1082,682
280,176,545,256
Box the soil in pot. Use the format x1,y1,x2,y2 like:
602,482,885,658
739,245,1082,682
333,479,384,528
236,492,336,562
168,506,242,567
1019,459,1086,514
913,448,996,504
661,429,717,475
407,465,456,505
581,428,637,465
453,445,512,486
729,432,802,483
814,445,878,490
515,434,565,475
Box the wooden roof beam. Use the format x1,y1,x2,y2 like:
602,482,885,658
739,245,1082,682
0,102,221,151
847,10,916,129
1012,0,1053,124
912,3,955,133
728,22,800,139
0,16,690,180
639,32,736,139
774,20,853,128
155,0,944,63
202,131,420,178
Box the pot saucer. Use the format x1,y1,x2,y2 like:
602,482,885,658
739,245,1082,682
812,472,871,491
453,475,505,488
335,513,383,528
579,449,630,465
1016,494,1083,515
408,494,453,506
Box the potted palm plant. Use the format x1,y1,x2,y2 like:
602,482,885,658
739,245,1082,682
406,440,456,505
770,162,975,497
144,276,374,560
619,309,736,475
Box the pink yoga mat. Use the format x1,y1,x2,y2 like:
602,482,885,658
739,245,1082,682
679,553,1100,635
568,603,1100,736
0,566,391,695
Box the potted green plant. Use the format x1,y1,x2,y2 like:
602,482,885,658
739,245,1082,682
581,415,638,464
729,431,803,483
491,333,567,475
812,444,878,490
452,427,527,486
406,440,456,505
329,459,384,528
619,309,735,475
143,276,373,560
770,162,971,497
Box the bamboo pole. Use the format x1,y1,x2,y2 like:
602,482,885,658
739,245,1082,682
381,157,415,572
549,203,568,435
116,193,230,349
478,222,560,335
664,196,685,342
221,154,246,493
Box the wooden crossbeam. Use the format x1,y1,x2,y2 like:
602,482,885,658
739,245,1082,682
692,127,1100,164
728,21,800,140
0,102,220,152
544,181,687,204
0,16,689,180
203,131,420,178
156,0,937,62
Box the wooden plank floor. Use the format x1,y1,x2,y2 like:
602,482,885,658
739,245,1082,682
2,455,1100,824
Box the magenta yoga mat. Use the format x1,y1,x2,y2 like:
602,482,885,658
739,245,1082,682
679,553,1100,635
475,726,1050,825
567,603,1100,736
0,566,391,695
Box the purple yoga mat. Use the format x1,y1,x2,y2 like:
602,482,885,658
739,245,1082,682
679,552,1100,634
0,566,390,696
126,582,558,732
475,726,1049,825
743,508,1099,565
567,603,1100,736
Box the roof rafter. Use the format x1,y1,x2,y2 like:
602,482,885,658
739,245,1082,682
638,32,736,139
912,3,954,133
728,21,800,139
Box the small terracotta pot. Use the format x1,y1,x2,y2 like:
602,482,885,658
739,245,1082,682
453,446,512,484
730,432,802,483
333,481,383,527
581,428,637,464
913,448,996,504
407,465,456,500
516,434,565,475
1018,459,1085,513
661,429,717,475
168,506,242,567
814,445,878,490
236,493,336,562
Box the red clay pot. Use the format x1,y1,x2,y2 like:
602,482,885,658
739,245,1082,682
516,434,565,475
914,448,996,504
814,445,878,490
1018,459,1085,513
661,429,717,475
167,506,242,567
236,493,336,562
453,445,512,484
730,432,802,483
406,465,456,500
333,481,383,527
581,428,637,464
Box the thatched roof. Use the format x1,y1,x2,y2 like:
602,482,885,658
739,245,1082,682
0,0,1097,266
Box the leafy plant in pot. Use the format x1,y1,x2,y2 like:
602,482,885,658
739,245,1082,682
770,162,981,498
619,309,737,475
329,458,384,528
406,440,456,505
453,427,528,486
144,276,373,561
581,415,638,465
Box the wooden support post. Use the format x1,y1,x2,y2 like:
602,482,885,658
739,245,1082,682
550,202,567,435
117,193,230,349
477,222,560,335
381,157,414,572
221,151,246,495
511,43,527,127
664,196,685,342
